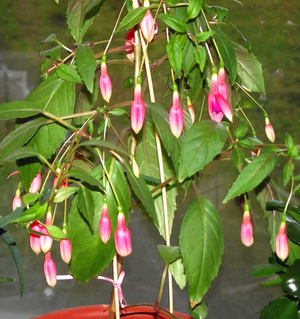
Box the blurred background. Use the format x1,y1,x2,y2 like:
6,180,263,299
0,0,299,318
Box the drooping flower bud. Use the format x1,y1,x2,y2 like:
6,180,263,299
99,197,111,244
140,1,157,43
208,69,232,122
43,251,57,287
218,63,228,101
265,116,275,143
99,55,112,103
131,77,145,134
187,95,195,124
53,176,69,189
30,221,43,255
241,204,253,247
12,185,22,211
276,222,289,261
41,210,53,254
125,28,135,62
114,210,132,257
169,88,184,138
29,172,41,193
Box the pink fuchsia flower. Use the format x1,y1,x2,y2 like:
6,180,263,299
218,64,228,101
43,251,57,287
140,1,157,43
12,185,22,211
169,88,184,138
41,210,53,254
131,77,145,134
99,197,111,244
276,222,289,261
265,116,275,143
99,55,112,103
187,95,195,124
114,211,132,257
30,221,43,255
60,238,72,264
208,71,233,122
29,172,41,193
125,28,135,62
241,205,253,247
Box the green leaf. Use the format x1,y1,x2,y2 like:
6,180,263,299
234,42,265,94
157,14,186,33
83,0,106,17
135,121,177,239
250,264,286,277
10,202,48,223
0,101,41,120
178,121,227,182
0,229,24,297
283,162,292,187
190,302,208,319
157,245,181,264
261,297,298,319
76,44,95,93
22,193,40,207
0,117,46,162
259,276,282,287
231,147,245,172
53,187,79,203
213,28,237,85
149,102,181,174
166,37,182,78
182,39,196,75
169,258,187,290
56,64,83,83
0,277,15,283
67,0,99,43
179,197,223,305
45,225,67,240
67,168,105,190
281,259,300,297
187,0,202,20
195,31,214,43
115,7,148,33
234,121,248,139
40,33,58,43
78,186,95,229
224,147,280,203
3,146,45,162
0,206,26,228
40,45,62,61
78,139,129,156
188,66,204,100
194,45,206,72
237,138,256,150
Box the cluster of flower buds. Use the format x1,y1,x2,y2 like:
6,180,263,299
139,0,157,43
276,220,289,261
131,76,145,134
208,64,233,123
169,85,184,138
240,202,253,247
99,55,112,103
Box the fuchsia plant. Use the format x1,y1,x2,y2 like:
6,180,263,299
1,0,300,318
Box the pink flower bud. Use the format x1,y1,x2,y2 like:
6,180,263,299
169,90,183,138
99,57,112,103
265,117,275,143
131,83,145,134
12,188,22,211
187,96,195,124
208,72,232,122
125,28,135,62
114,211,132,257
29,172,41,193
60,238,72,264
30,221,43,255
140,9,157,43
241,208,253,247
53,177,69,189
41,211,53,253
43,252,57,287
276,222,289,261
99,199,111,244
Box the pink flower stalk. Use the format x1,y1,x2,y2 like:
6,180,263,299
208,72,233,122
131,81,145,134
265,117,275,143
187,96,195,124
43,252,57,287
218,66,228,101
125,28,135,62
241,208,253,247
276,222,289,261
30,221,43,255
169,90,184,138
114,211,132,257
60,238,72,264
12,188,22,211
99,198,111,244
99,56,112,103
29,172,41,193
41,211,53,254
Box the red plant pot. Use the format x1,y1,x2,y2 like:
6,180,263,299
31,305,193,319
